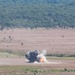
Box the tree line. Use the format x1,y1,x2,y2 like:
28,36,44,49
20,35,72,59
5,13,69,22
0,0,75,30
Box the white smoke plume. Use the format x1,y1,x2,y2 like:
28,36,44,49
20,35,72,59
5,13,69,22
41,50,47,55
37,54,47,62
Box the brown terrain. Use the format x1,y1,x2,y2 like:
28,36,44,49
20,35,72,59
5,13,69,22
0,28,75,53
0,28,75,75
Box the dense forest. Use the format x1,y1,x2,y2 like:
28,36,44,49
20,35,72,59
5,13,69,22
0,0,75,29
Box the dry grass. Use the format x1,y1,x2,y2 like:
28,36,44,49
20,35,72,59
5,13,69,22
0,65,75,75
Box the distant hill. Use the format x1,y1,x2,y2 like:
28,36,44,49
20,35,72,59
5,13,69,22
0,0,75,29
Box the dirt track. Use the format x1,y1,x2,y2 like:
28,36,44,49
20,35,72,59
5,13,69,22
0,58,61,65
0,58,75,69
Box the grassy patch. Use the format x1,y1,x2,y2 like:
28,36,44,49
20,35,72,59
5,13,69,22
0,52,19,58
0,49,25,58
47,53,75,57
46,56,75,60
0,66,75,75
46,53,75,60
0,49,75,60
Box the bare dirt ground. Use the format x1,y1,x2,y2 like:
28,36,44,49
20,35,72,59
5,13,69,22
0,58,75,68
0,28,75,64
0,57,75,69
0,28,75,75
0,28,75,54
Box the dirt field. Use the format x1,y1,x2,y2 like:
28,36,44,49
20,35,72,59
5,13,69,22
0,28,75,75
0,28,75,54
